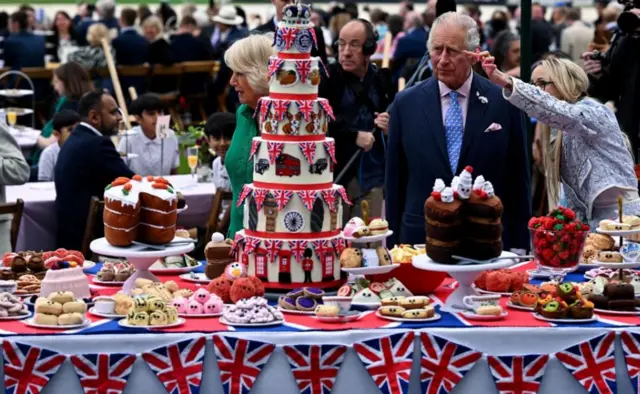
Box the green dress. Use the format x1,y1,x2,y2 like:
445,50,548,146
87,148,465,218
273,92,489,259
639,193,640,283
30,96,67,164
225,104,259,238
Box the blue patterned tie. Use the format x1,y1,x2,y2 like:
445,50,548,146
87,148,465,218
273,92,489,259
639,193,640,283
444,91,463,173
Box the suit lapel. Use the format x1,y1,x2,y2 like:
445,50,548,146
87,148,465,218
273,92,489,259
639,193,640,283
457,74,489,173
419,79,451,177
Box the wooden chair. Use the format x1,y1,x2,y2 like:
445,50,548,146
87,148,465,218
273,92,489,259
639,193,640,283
150,63,185,130
118,64,151,101
81,197,104,260
182,60,218,122
205,189,233,243
0,199,24,252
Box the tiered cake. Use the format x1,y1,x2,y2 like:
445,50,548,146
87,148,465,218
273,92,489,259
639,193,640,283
232,3,349,289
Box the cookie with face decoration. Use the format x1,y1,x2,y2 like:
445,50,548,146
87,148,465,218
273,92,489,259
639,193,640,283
376,247,393,266
379,306,406,317
402,309,429,319
187,300,204,314
149,310,168,326
130,312,149,326
191,288,211,305
165,306,178,323
148,298,166,312
132,296,150,313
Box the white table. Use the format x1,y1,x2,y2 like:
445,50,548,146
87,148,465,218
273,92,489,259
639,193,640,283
5,175,216,252
8,126,40,153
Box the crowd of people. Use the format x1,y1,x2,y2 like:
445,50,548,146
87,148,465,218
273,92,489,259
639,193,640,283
1,0,640,258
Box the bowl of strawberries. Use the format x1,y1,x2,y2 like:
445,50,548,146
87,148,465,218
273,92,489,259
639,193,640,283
529,207,590,282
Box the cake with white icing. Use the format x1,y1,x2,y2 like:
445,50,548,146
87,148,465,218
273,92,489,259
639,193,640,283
103,175,178,246
233,3,349,289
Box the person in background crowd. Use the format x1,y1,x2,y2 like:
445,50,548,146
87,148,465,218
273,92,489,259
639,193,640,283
223,34,274,238
138,5,152,24
48,11,79,63
329,10,352,51
591,5,622,52
375,14,404,58
398,1,413,18
491,30,520,77
464,5,485,47
112,8,149,66
0,12,9,39
369,8,388,39
322,19,395,223
422,6,437,32
18,5,35,30
311,9,332,50
386,12,530,251
68,23,114,70
209,5,248,59
55,90,134,250
143,15,173,66
171,16,213,63
551,6,568,49
205,112,236,233
484,10,509,50
343,3,359,19
254,0,327,65
531,3,553,62
560,8,594,67
3,11,45,70
483,55,640,226
38,110,80,182
0,125,30,254
96,0,118,32
158,1,178,32
392,11,427,81
72,2,92,45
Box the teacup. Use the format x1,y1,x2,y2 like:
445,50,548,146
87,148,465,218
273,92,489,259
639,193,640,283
322,296,352,315
621,242,640,263
463,295,500,312
93,296,116,314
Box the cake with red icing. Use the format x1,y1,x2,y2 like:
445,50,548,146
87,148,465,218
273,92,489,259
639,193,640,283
103,175,178,246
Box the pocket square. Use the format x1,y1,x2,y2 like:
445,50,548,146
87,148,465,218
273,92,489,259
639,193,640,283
484,123,503,132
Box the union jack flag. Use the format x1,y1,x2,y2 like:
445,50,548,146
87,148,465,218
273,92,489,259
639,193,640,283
331,238,346,256
236,185,251,207
264,240,284,263
336,186,352,205
253,188,268,211
353,332,415,394
311,240,327,259
296,60,312,83
70,353,136,394
555,332,616,394
299,142,316,164
296,100,314,121
141,337,206,394
274,190,294,210
258,99,271,122
268,58,284,78
281,27,297,49
283,344,347,394
272,100,289,121
3,341,66,394
267,142,284,165
487,355,549,394
419,333,481,394
212,335,275,394
321,189,336,212
323,141,336,163
298,190,317,210
620,331,640,393
318,99,335,120
243,237,262,255
248,140,261,161
232,233,246,258
289,240,309,262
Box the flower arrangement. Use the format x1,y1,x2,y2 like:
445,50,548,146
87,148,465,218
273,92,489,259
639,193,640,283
174,122,212,165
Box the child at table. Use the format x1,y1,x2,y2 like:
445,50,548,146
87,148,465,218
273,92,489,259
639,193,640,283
38,110,80,182
205,112,235,234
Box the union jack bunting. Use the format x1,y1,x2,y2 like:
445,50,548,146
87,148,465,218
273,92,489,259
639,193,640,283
248,140,261,161
268,58,284,78
70,353,136,394
555,332,616,394
272,100,290,121
267,142,284,165
620,332,640,393
311,240,327,259
258,99,271,122
141,337,206,394
283,344,347,394
487,355,549,394
3,341,66,394
296,100,314,121
264,240,284,263
299,142,316,164
232,233,246,258
289,240,309,262
336,186,352,205
331,238,346,256
323,141,336,163
253,188,269,211
298,190,318,211
243,237,262,255
236,185,252,207
296,60,312,83
318,99,335,120
212,335,275,394
274,189,294,210
419,333,481,394
353,332,415,394
281,27,297,49
321,190,336,212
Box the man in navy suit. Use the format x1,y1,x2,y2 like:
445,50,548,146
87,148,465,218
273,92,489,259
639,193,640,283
55,91,134,250
3,11,45,70
209,5,248,60
385,12,531,252
112,8,149,65
392,12,427,82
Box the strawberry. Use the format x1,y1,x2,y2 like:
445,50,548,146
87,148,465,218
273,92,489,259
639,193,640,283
558,250,570,260
564,209,576,221
550,256,561,267
542,249,554,260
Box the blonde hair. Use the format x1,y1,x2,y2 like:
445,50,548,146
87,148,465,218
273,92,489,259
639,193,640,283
142,15,164,40
538,57,590,206
87,23,109,47
224,34,275,97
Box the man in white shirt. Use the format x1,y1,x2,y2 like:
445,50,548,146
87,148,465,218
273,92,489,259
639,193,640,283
38,110,80,182
117,94,179,176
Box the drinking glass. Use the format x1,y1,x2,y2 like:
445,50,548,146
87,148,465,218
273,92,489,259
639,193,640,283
187,147,198,178
7,111,17,128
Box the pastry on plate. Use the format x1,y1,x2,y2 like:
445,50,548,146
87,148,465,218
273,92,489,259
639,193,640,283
402,307,434,319
58,312,84,325
315,305,340,317
599,219,631,231
538,300,568,319
569,298,594,319
585,233,615,250
368,218,389,235
381,296,405,306
476,305,502,315
399,296,429,310
597,251,623,263
379,305,405,317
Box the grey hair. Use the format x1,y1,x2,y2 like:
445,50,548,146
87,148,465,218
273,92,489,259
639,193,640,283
96,0,115,19
427,12,480,52
224,34,276,96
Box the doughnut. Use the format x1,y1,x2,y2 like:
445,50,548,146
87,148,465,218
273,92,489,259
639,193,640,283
58,312,84,325
34,313,58,325
62,301,87,314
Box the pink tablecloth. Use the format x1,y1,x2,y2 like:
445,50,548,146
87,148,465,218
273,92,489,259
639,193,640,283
5,175,216,251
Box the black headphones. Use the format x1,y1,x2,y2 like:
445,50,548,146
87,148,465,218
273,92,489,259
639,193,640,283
332,18,379,56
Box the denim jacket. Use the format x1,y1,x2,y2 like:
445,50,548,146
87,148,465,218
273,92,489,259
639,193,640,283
504,78,640,224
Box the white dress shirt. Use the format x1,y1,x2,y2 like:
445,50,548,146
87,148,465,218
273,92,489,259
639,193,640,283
117,126,180,176
438,72,473,129
38,143,60,181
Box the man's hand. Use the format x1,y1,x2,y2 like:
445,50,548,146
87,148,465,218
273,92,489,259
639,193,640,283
356,131,375,152
582,51,603,75
374,112,389,134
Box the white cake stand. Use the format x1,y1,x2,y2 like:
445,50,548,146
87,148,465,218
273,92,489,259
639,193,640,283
412,252,518,312
341,230,399,276
90,237,195,293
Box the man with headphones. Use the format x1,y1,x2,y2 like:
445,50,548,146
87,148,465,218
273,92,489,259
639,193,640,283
320,19,396,223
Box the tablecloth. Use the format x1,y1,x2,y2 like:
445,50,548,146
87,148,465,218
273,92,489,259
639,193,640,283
5,175,216,252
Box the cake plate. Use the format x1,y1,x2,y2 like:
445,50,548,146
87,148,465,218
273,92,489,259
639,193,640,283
412,252,518,312
90,237,194,294
341,230,399,277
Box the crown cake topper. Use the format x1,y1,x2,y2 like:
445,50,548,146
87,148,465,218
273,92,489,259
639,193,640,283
283,2,312,24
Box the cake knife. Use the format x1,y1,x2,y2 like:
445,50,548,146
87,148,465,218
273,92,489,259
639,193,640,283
132,240,194,250
452,255,534,266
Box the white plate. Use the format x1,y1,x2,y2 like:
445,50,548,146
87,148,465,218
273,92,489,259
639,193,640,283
343,230,394,244
312,313,363,323
341,264,399,275
219,317,284,327
178,312,222,318
0,312,31,320
588,260,640,269
23,318,91,329
460,311,508,321
375,310,441,322
179,272,211,284
532,313,597,323
149,261,202,275
596,227,640,237
3,107,34,115
472,284,512,296
118,317,185,329
594,308,640,316
88,308,125,319
352,302,381,310
277,307,315,315
92,279,125,286
527,269,552,279
506,301,535,311
0,89,33,97
82,261,96,270
177,205,188,214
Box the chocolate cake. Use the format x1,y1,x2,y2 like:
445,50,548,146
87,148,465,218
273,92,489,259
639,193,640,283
463,177,503,260
604,283,636,311
425,182,463,264
204,233,234,279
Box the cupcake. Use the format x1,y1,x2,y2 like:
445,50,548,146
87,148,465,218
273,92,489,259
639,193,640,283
570,298,594,319
204,233,234,279
27,254,45,273
539,300,568,319
11,256,27,273
303,287,325,300
295,297,317,311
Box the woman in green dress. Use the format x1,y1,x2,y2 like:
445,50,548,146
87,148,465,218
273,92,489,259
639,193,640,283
223,34,275,238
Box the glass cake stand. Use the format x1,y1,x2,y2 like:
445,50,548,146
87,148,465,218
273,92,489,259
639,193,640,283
412,252,518,312
90,237,195,293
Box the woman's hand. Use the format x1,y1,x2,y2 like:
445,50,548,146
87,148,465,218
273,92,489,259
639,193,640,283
480,55,512,88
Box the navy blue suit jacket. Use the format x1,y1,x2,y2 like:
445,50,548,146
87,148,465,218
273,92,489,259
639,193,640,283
112,29,149,65
55,124,134,250
170,33,213,63
3,32,45,69
385,73,531,250
392,28,427,81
